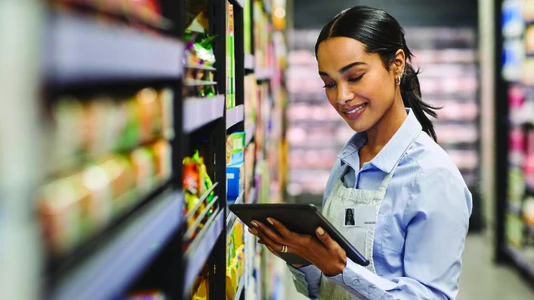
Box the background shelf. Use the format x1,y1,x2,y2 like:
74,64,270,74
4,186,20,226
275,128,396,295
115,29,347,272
226,105,245,130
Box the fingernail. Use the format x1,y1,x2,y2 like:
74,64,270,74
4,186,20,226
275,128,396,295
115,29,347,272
251,221,259,228
248,228,258,235
267,217,274,225
317,227,324,235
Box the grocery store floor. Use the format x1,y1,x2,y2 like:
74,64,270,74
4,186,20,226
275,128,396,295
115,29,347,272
283,233,534,300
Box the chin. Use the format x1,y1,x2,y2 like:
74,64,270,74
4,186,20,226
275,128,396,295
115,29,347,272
345,119,370,133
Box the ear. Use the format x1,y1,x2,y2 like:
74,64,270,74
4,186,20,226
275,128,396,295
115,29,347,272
390,49,406,77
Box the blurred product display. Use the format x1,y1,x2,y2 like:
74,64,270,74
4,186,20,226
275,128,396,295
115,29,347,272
498,0,534,283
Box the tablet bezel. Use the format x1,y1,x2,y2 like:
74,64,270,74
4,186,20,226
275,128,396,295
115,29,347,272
229,203,370,267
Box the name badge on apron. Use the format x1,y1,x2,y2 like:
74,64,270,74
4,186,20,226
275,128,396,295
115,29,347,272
344,206,376,228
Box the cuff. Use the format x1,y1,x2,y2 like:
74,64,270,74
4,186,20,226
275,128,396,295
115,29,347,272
326,260,397,299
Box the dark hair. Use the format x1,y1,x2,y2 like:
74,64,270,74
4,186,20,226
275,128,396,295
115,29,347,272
315,6,439,141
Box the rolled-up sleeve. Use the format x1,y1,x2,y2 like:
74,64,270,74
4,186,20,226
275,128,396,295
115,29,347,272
287,264,322,299
325,167,472,299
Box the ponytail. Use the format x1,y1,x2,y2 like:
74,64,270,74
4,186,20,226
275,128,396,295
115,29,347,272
400,63,439,142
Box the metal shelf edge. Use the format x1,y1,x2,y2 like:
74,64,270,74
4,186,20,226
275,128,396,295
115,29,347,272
229,0,244,8
505,245,534,280
48,11,184,85
52,190,183,300
183,210,225,293
255,68,274,81
184,95,226,133
234,274,245,300
226,105,245,130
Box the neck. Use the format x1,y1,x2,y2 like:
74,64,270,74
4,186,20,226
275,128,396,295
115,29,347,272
364,96,407,156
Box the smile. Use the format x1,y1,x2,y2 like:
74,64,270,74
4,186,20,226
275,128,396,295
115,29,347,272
343,103,367,120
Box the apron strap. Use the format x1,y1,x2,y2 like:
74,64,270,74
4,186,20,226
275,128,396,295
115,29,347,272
377,131,421,192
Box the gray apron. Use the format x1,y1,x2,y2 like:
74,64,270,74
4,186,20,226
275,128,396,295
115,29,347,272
319,132,419,300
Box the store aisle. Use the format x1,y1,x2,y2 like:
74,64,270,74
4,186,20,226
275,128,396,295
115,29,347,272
457,234,534,300
284,234,534,300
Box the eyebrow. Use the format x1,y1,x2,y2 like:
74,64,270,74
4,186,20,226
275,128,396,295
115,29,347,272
318,61,367,77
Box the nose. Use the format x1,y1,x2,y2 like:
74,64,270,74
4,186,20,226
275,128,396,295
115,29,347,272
336,83,354,105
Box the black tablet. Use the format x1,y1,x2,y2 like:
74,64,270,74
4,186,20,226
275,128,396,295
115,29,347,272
229,203,369,267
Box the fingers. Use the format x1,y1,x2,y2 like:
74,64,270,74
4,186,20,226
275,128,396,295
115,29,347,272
248,226,280,251
251,220,285,245
315,227,338,250
267,218,291,237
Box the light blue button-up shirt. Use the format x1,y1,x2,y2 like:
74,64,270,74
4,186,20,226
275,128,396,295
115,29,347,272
289,109,473,299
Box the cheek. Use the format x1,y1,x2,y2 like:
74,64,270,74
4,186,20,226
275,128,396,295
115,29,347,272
359,73,395,108
325,90,338,108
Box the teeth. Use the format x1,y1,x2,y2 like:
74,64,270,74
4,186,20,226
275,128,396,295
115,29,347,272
346,104,365,114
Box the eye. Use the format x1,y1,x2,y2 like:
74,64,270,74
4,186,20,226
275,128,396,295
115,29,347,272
348,74,364,83
323,82,336,89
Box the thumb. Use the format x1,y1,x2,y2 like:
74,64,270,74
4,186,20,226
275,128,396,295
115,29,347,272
316,227,336,249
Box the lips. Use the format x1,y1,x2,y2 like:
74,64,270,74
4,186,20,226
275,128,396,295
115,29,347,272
342,103,367,120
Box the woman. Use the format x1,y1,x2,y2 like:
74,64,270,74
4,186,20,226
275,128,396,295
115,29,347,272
247,6,472,300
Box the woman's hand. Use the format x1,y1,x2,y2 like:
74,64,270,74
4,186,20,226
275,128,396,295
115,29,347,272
248,218,347,276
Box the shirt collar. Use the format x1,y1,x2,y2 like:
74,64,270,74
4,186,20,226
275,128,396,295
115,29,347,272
338,109,422,174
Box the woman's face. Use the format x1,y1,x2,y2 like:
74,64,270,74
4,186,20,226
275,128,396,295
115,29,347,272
317,37,401,132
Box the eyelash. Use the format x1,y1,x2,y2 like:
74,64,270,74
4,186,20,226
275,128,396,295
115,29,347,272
348,74,364,83
322,74,364,89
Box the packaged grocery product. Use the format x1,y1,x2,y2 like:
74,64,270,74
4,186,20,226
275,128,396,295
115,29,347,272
227,162,244,199
38,174,87,254
192,277,208,300
118,99,142,151
80,163,113,235
159,88,175,139
82,100,118,158
100,155,137,213
136,88,162,142
183,155,203,222
52,98,84,172
131,147,156,194
226,132,245,165
152,140,172,181
126,289,167,300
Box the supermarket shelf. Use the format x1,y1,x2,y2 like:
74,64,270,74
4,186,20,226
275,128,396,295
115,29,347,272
505,245,534,280
184,80,218,87
184,95,225,133
255,68,274,81
227,191,245,240
183,210,225,294
229,0,244,8
227,105,245,129
50,189,183,300
245,124,255,146
47,11,184,85
234,275,245,300
185,64,217,71
245,54,255,71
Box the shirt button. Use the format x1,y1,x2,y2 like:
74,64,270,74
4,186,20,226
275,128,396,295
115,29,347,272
351,278,360,287
368,285,375,294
